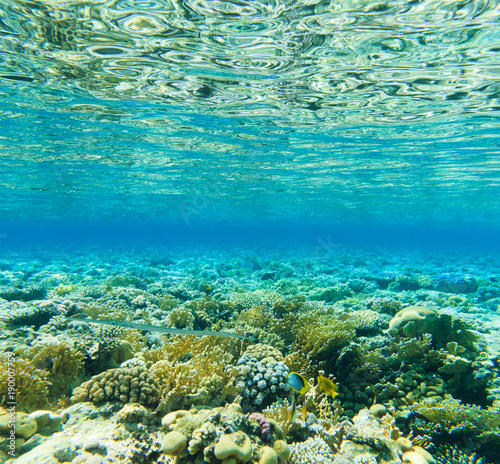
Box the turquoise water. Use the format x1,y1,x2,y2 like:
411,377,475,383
1,2,500,464
1,0,499,232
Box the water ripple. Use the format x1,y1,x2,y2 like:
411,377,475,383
0,0,498,130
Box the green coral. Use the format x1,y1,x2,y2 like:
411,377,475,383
411,399,500,435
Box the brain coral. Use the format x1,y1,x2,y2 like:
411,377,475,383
71,366,160,406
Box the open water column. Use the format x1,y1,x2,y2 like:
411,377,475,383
0,1,499,463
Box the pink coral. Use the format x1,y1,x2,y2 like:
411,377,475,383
248,412,271,440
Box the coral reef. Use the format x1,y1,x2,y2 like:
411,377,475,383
25,339,86,398
0,354,51,411
288,436,336,464
144,335,241,411
432,444,488,464
71,366,160,406
1,246,499,463
410,399,500,435
0,300,65,327
161,403,290,464
0,284,47,302
233,349,290,411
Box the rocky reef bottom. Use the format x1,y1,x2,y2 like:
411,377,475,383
0,244,499,463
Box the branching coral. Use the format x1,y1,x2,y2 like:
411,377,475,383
288,310,356,364
25,340,86,398
262,399,298,438
71,365,160,406
145,336,241,411
235,305,272,329
0,354,51,411
410,399,500,434
166,306,194,329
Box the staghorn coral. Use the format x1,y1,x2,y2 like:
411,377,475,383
71,365,160,406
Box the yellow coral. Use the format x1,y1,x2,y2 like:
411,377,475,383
147,336,240,410
290,310,356,362
167,307,195,329
236,305,272,329
0,354,51,411
25,340,86,398
263,399,298,437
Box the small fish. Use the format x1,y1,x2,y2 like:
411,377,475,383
287,372,310,394
317,375,339,399
288,396,297,423
301,403,307,422
66,317,260,342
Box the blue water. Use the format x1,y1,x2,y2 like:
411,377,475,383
0,0,499,241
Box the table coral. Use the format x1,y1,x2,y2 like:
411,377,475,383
0,300,64,327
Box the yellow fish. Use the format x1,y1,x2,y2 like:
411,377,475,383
317,375,339,399
287,372,310,394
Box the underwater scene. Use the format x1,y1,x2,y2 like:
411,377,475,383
1,0,500,464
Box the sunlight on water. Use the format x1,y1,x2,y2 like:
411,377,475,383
0,0,498,224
